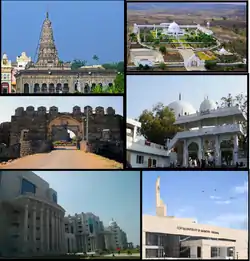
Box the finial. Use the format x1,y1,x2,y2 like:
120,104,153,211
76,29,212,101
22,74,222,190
179,93,181,101
46,11,49,19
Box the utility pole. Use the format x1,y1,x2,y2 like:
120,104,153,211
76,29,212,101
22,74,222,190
86,106,89,143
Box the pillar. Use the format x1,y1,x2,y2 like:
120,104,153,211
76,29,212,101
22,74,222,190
198,137,203,161
133,126,137,141
23,204,29,253
61,215,66,253
215,135,220,166
190,246,197,258
40,208,44,252
220,247,227,258
233,135,239,165
46,208,50,252
51,212,55,252
32,206,37,253
183,140,188,167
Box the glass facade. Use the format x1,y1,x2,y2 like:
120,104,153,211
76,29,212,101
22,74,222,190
21,178,36,195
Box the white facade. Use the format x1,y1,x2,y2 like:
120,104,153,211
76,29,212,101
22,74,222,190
64,212,105,253
166,95,246,167
105,219,128,250
0,171,66,257
126,118,176,168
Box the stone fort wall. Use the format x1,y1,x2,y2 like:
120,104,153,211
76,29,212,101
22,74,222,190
0,105,123,159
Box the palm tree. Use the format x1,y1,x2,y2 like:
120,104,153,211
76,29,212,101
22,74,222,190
92,55,99,64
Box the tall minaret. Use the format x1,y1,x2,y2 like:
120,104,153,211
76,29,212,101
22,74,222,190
156,177,167,217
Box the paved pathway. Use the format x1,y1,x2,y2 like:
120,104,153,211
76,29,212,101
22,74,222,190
0,148,122,169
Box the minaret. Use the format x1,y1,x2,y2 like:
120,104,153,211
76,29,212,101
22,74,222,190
156,177,167,217
36,12,59,67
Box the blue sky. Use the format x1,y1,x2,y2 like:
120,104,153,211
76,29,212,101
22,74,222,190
0,96,123,123
143,171,248,230
35,171,140,245
127,75,247,119
2,1,124,64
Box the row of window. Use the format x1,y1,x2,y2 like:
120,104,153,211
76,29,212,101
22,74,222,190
136,155,157,167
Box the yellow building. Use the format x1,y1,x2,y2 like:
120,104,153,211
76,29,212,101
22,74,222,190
1,53,12,94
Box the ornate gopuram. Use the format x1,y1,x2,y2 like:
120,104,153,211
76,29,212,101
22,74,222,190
15,12,117,94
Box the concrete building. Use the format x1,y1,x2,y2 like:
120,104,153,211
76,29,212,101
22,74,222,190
106,219,128,250
0,171,66,257
1,53,12,93
142,177,248,259
64,212,105,253
127,118,176,167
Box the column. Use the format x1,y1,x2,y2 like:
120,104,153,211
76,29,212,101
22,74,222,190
54,213,57,252
233,134,239,165
215,135,220,166
23,204,29,253
32,206,37,253
183,139,187,167
57,215,61,252
51,212,55,252
46,208,50,252
40,208,44,252
198,137,203,161
190,246,197,258
133,126,137,141
220,247,227,258
61,216,65,253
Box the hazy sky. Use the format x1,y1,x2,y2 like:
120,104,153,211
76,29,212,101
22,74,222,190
0,96,123,123
35,171,140,245
127,75,247,119
2,1,124,63
143,171,248,230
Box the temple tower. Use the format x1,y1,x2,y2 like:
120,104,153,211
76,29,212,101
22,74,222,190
156,176,167,217
36,12,60,67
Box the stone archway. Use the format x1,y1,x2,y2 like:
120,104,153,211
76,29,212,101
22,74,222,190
220,139,234,165
47,115,84,144
188,142,199,160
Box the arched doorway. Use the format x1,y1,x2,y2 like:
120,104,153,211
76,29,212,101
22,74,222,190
41,83,47,93
34,83,40,93
220,139,234,166
84,83,90,93
48,115,84,149
49,83,55,93
1,82,9,94
24,83,29,93
188,142,199,160
56,83,62,93
63,83,69,93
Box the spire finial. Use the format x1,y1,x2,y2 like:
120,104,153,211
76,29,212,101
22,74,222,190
46,11,49,19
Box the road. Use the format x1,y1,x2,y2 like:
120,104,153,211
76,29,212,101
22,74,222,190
0,147,123,169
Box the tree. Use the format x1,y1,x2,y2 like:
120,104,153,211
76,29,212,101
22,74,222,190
220,93,247,150
71,59,87,70
137,103,182,145
159,45,166,55
159,62,166,70
93,55,99,63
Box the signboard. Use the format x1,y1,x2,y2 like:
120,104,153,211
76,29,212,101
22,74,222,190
177,226,219,235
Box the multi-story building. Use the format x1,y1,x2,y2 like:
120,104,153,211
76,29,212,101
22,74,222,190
104,219,128,250
1,53,12,93
0,171,66,257
64,212,105,253
11,52,32,92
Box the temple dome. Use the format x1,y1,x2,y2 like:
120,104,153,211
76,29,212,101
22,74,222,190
168,21,180,33
109,219,117,227
199,98,217,112
168,100,196,117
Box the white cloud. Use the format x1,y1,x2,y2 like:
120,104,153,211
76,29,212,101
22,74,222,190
210,196,221,200
234,181,248,194
205,213,248,229
215,200,231,205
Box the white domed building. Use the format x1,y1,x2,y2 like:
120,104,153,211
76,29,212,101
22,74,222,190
161,21,185,37
168,96,196,117
199,97,217,112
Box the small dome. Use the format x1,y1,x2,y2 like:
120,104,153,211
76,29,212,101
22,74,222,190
199,98,217,112
168,100,196,117
168,21,180,33
109,219,117,227
2,53,8,59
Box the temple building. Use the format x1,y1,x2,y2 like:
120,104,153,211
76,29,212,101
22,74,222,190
15,12,117,94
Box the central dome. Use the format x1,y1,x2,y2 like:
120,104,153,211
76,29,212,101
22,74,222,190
168,21,180,34
168,100,196,117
